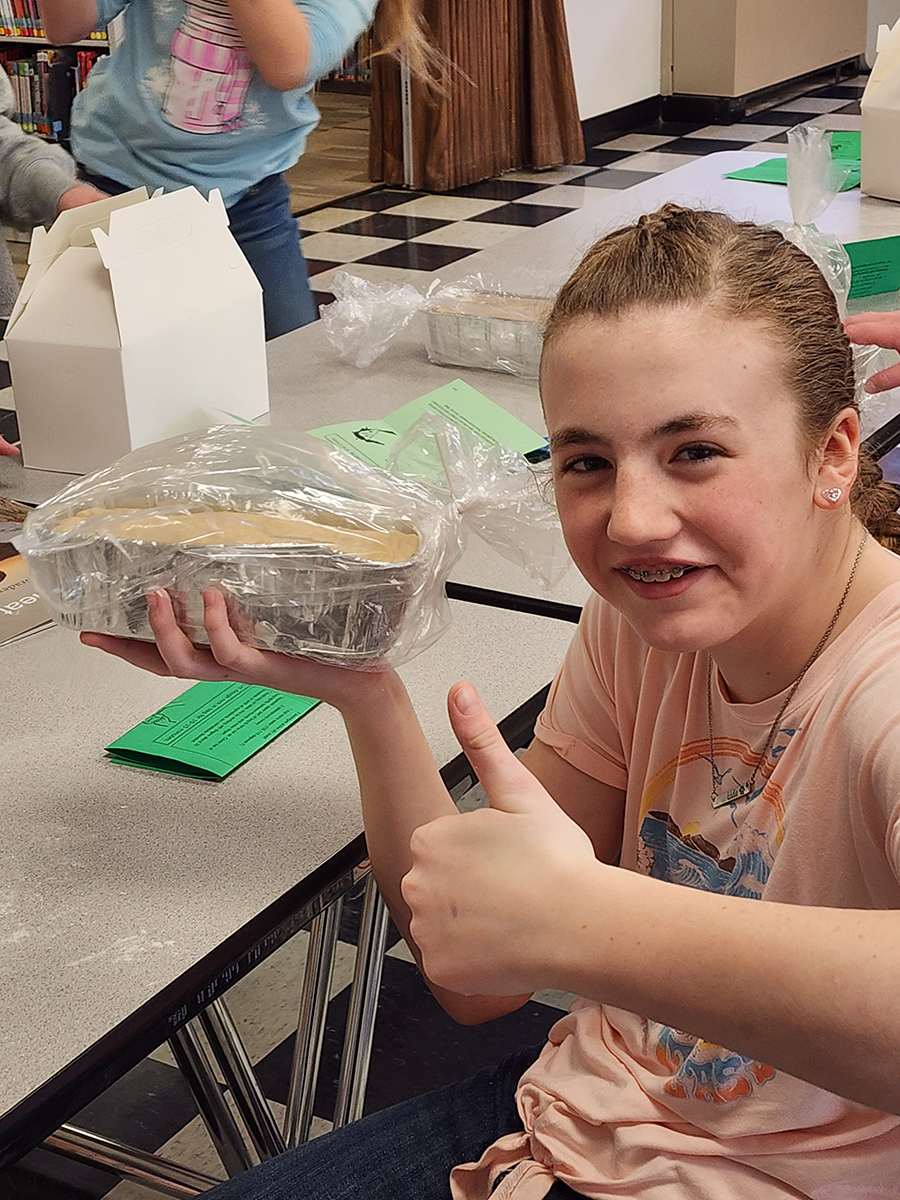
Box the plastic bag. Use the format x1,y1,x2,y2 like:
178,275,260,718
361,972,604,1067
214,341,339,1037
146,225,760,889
773,124,895,418
15,418,565,669
320,271,552,377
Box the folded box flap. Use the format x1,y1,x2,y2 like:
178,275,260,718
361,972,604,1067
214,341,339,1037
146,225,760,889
865,19,900,95
93,187,228,267
29,188,148,265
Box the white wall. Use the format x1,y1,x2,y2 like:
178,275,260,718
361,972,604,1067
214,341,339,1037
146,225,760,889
563,0,663,121
868,0,900,62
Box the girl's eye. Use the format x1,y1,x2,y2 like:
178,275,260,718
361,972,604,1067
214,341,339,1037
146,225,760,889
560,455,612,474
674,443,720,464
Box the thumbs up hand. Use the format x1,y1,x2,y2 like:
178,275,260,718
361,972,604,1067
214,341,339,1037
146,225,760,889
401,681,600,998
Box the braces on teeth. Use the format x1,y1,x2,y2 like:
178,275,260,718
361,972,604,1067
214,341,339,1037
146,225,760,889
623,566,692,582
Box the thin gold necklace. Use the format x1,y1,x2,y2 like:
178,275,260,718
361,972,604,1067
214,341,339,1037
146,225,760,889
706,530,868,809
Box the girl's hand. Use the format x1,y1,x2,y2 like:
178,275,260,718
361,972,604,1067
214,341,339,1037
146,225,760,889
401,680,602,998
80,588,386,712
844,310,900,393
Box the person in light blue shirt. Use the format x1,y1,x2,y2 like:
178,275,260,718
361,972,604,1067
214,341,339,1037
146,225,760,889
38,0,425,340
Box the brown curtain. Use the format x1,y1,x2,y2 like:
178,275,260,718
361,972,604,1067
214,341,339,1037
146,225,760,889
369,0,584,192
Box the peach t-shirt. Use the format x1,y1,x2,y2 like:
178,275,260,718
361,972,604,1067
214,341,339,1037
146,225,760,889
451,584,900,1200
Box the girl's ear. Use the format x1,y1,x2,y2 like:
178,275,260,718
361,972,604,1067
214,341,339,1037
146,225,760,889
813,407,860,511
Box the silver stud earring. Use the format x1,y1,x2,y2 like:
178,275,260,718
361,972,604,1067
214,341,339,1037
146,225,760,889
821,487,843,504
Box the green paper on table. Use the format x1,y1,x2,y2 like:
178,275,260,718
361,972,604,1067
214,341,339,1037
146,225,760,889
724,131,861,190
106,681,319,779
845,235,900,298
310,379,545,469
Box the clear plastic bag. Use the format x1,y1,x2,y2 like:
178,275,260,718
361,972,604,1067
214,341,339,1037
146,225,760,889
16,419,565,669
320,271,552,377
773,123,894,417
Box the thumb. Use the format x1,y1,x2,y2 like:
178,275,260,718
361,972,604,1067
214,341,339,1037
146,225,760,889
448,680,554,815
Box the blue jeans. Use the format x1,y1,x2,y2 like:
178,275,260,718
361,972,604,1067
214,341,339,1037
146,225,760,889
206,1043,582,1199
76,169,318,341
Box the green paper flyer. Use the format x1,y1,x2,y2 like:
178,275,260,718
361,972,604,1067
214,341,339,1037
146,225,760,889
106,681,320,780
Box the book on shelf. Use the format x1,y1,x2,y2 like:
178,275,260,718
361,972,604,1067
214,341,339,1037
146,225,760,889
1,44,103,138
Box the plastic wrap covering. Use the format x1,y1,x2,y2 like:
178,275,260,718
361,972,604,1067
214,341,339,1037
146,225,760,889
773,124,896,423
15,419,565,669
320,271,551,377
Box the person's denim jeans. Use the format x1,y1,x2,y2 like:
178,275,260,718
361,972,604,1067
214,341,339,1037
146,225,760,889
76,168,317,341
205,1043,582,1200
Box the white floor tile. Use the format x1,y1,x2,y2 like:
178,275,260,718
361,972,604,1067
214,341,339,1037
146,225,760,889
689,123,790,141
511,183,608,207
299,206,373,232
412,221,524,248
500,165,595,185
606,151,700,173
742,142,788,154
384,195,506,220
310,262,436,292
773,97,847,113
0,385,14,410
807,113,862,131
387,938,416,964
596,133,675,151
299,230,401,262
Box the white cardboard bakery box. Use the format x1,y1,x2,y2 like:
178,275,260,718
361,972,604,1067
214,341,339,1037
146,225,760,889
861,19,900,202
6,186,268,474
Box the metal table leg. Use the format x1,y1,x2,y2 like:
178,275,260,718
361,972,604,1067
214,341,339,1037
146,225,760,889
332,873,390,1128
45,1125,223,1196
283,898,343,1146
197,997,286,1161
169,1021,254,1177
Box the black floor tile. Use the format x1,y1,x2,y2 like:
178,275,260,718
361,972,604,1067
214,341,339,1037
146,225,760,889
835,100,862,115
256,955,564,1119
808,84,865,99
73,1058,198,1153
739,110,804,126
356,241,478,271
447,179,545,200
580,147,637,168
303,258,342,278
762,131,790,144
0,408,18,446
662,136,756,154
313,290,335,310
468,202,570,226
0,360,10,390
634,120,705,138
577,168,662,190
332,213,449,239
331,189,424,211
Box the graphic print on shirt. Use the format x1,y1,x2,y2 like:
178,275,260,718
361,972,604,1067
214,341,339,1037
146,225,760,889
644,1023,777,1103
162,0,253,133
631,732,794,1103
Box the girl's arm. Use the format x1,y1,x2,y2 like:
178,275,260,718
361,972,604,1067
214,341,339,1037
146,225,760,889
40,0,99,45
225,0,311,91
403,685,900,1116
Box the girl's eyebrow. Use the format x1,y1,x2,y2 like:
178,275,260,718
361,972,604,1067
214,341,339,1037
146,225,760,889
550,412,738,451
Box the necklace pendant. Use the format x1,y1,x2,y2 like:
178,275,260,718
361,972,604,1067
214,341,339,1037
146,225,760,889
712,781,753,809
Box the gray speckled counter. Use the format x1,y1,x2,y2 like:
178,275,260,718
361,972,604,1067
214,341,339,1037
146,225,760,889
0,600,575,1155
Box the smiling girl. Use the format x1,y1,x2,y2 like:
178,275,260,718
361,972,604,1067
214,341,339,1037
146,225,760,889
85,204,900,1198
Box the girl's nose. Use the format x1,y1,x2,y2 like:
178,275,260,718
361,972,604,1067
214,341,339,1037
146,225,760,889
606,478,680,546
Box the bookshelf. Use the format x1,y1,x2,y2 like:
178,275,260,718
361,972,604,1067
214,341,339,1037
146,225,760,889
319,27,373,94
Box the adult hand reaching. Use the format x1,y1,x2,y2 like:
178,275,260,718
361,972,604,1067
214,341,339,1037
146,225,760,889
844,310,900,393
56,182,108,212
0,433,19,457
401,680,601,998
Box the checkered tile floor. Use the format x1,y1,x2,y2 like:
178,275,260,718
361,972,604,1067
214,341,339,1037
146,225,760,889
299,77,865,313
1,75,868,1198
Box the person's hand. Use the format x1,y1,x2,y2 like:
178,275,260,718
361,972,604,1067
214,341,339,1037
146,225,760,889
844,311,900,393
401,680,601,997
0,433,20,457
80,587,385,711
56,182,109,212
